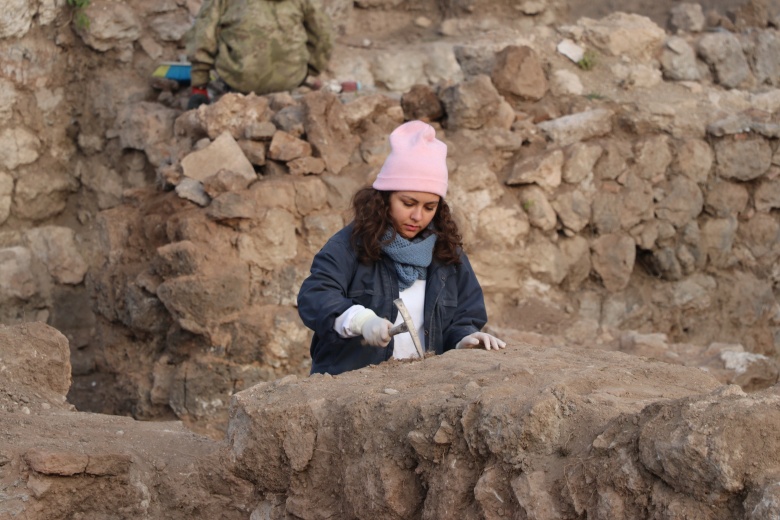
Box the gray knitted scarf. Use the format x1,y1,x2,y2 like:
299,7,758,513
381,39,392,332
381,228,437,291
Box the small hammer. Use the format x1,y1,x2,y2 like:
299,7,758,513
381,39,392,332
360,300,425,359
391,298,425,360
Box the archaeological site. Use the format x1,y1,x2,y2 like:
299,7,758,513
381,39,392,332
2,0,780,518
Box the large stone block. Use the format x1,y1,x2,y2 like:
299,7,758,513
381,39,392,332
591,233,636,292
0,127,40,170
672,138,713,183
705,180,749,217
200,93,272,140
440,74,514,131
655,176,703,228
518,186,557,231
537,109,613,147
302,91,359,174
76,0,141,52
507,149,564,191
237,208,297,269
697,32,750,88
25,226,88,285
552,188,591,233
13,169,78,221
156,267,250,340
0,322,71,398
181,131,256,183
0,0,34,38
491,45,548,101
580,13,665,60
714,137,772,181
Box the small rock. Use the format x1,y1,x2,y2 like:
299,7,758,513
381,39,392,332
244,121,277,141
519,1,545,15
175,178,211,207
551,69,584,96
669,3,706,33
414,16,432,28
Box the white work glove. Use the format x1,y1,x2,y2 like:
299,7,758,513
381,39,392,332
351,309,392,347
456,332,507,351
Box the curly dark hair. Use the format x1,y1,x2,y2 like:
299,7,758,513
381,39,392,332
350,187,463,265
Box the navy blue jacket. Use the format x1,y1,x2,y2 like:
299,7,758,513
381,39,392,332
298,224,488,375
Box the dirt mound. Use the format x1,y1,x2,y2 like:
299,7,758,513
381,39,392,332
0,323,254,519
5,322,780,519
225,336,780,519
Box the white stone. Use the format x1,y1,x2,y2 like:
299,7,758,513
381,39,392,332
0,0,33,38
0,127,41,170
25,226,88,285
519,1,545,15
0,172,12,225
38,0,67,26
550,69,583,96
721,350,769,375
557,39,584,63
414,16,432,28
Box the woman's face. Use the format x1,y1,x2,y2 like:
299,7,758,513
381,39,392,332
388,191,440,239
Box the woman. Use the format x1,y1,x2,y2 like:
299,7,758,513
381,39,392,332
298,120,506,375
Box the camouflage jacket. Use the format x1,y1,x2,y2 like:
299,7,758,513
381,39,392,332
186,0,333,95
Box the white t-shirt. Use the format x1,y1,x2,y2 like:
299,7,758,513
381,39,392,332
334,279,426,359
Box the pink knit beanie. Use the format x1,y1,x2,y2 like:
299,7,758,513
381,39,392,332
373,120,448,198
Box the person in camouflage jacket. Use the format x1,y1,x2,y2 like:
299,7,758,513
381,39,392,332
185,0,333,108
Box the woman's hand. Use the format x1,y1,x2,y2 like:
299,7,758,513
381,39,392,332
456,332,506,351
352,309,392,347
361,316,393,347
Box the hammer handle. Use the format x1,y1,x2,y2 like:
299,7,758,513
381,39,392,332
389,322,408,336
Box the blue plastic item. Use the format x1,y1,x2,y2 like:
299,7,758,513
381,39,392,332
152,62,192,83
